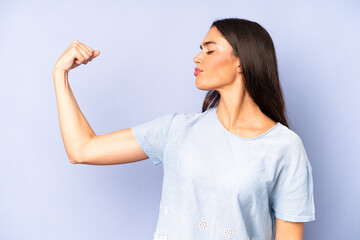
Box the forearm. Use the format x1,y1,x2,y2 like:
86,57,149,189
53,70,95,163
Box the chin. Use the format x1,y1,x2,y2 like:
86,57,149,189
195,77,216,91
195,78,206,90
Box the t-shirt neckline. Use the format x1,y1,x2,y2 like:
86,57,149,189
210,106,281,141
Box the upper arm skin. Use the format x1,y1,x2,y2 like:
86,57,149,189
275,217,304,240
74,128,149,165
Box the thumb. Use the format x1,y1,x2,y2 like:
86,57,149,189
93,50,100,58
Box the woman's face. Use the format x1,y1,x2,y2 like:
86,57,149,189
193,26,241,91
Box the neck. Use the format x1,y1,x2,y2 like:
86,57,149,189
215,90,271,132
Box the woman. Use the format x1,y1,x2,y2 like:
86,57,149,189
53,18,315,240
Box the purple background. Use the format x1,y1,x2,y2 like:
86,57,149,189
0,0,359,239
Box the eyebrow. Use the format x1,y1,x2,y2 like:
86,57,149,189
200,41,218,49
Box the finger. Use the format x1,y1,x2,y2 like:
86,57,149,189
70,41,87,64
82,44,94,57
78,44,92,64
73,47,86,65
81,44,93,58
93,50,100,58
82,45,96,62
83,45,100,60
77,45,91,64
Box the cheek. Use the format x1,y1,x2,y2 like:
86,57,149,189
210,55,229,67
210,56,236,79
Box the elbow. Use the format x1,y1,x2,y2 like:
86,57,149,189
67,135,95,165
68,138,92,164
67,149,82,164
69,152,84,164
69,158,79,164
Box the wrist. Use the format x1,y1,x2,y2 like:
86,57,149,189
53,68,68,75
53,69,69,84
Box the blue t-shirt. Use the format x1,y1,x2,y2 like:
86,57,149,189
131,106,315,240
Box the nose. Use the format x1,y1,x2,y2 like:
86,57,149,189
193,52,202,64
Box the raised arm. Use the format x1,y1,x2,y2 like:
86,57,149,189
53,40,149,165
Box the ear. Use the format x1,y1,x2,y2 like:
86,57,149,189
237,64,243,74
234,58,242,74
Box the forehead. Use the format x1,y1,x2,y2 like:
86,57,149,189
201,27,230,49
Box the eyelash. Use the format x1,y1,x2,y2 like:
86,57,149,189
206,51,214,55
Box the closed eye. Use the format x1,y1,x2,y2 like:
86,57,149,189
206,51,214,55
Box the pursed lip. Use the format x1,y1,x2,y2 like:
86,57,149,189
194,67,203,76
194,67,204,76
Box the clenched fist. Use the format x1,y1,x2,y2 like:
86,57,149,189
53,40,100,73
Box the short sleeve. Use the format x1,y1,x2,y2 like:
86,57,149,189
131,112,176,165
269,137,316,222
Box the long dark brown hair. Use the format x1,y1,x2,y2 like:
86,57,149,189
202,18,290,128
